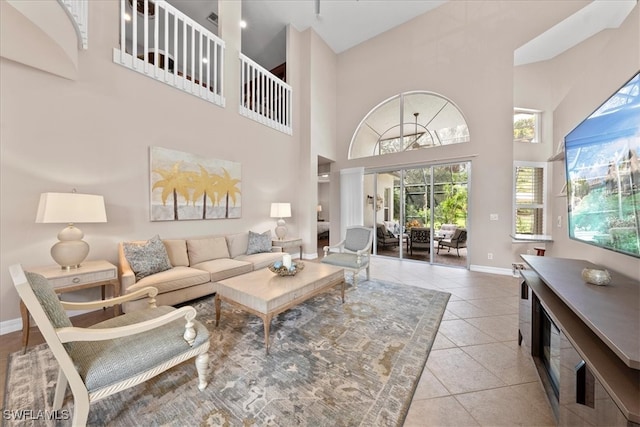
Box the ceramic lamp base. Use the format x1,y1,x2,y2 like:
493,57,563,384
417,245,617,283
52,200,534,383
275,218,288,240
51,225,90,269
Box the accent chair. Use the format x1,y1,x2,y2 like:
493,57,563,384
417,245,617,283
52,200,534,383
321,226,373,287
9,264,210,427
437,228,468,257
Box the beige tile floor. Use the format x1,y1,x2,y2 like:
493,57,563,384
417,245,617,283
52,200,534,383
365,256,556,427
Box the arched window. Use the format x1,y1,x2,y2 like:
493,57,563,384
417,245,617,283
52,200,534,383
349,91,470,159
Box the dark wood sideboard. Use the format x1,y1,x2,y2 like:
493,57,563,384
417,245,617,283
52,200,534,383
519,255,639,426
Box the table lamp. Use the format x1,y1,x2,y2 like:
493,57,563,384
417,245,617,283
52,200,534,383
317,204,322,221
36,192,107,270
270,202,291,240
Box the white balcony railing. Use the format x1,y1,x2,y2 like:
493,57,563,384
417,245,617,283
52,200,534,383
240,54,292,135
59,0,89,49
113,0,225,107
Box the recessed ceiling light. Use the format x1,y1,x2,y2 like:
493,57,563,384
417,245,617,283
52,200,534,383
240,20,247,29
202,58,209,64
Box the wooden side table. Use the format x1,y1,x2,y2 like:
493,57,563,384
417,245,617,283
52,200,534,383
272,238,303,259
21,260,120,353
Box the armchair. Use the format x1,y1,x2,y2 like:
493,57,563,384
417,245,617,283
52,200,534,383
436,224,458,239
376,223,400,248
409,227,431,254
437,228,468,256
9,264,210,426
321,226,373,287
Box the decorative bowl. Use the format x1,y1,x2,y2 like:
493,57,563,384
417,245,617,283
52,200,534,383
581,268,611,286
269,261,305,276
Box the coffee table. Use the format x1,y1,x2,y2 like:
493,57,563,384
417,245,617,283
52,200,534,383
215,262,345,354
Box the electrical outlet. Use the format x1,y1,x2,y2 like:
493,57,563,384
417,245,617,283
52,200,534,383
487,252,493,260
527,249,532,255
557,215,562,228
490,213,499,221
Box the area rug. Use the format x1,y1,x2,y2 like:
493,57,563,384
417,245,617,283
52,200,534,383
3,279,450,427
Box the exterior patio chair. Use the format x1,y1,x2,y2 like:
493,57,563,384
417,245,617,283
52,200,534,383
9,264,210,427
321,226,373,287
376,223,400,248
409,227,431,254
437,228,468,256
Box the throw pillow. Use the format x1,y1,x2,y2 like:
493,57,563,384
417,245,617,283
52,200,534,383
226,232,249,258
123,235,172,281
246,230,272,255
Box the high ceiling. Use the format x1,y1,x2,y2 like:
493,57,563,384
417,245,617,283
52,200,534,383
168,0,637,70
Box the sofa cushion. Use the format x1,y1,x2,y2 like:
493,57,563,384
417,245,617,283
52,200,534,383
163,239,189,267
123,235,172,281
126,266,210,295
187,236,230,265
191,258,253,282
226,232,249,258
247,230,272,255
235,251,284,270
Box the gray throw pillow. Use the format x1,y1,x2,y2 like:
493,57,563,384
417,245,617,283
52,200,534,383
246,230,272,255
123,235,172,280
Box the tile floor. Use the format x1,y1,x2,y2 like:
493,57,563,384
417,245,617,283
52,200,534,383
1,255,556,426
366,255,556,426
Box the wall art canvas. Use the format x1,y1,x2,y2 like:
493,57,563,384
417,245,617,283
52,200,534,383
150,146,241,221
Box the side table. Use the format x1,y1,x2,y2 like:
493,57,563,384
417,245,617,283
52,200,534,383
272,237,303,259
21,260,120,353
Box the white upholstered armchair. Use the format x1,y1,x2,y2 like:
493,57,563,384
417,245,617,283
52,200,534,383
9,264,210,427
321,226,373,287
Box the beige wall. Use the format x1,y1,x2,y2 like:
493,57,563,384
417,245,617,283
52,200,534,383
549,6,639,277
331,1,638,276
1,1,638,328
514,5,639,278
0,1,302,324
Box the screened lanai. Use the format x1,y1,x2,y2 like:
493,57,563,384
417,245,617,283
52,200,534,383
353,91,471,267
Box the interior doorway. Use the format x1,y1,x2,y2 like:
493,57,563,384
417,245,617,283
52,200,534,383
365,162,469,267
317,156,332,256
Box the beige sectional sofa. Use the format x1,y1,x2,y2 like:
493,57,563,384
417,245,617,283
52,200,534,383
118,232,284,312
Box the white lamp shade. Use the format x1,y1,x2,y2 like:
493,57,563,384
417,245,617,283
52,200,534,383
270,202,291,218
317,205,322,212
36,192,107,269
36,193,107,224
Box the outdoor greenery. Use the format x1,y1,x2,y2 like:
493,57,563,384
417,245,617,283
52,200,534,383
393,164,468,230
513,111,537,143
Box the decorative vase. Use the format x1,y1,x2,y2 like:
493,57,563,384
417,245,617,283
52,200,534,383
581,268,611,286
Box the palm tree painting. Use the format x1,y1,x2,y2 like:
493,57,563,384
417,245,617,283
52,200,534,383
150,146,242,221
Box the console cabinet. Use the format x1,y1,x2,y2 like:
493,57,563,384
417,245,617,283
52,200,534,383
519,256,639,426
559,332,632,426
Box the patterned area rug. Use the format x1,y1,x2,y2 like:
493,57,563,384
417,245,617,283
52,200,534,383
3,279,450,426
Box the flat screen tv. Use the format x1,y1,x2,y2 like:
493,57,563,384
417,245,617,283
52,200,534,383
564,71,640,258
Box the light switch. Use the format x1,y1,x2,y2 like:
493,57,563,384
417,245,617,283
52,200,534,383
490,213,499,221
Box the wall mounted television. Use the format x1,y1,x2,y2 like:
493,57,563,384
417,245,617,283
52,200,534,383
564,71,640,258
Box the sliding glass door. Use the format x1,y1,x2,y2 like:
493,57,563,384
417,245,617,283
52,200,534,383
367,162,469,267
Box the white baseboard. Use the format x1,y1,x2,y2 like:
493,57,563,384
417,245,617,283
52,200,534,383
0,309,96,336
0,318,23,335
470,264,514,276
